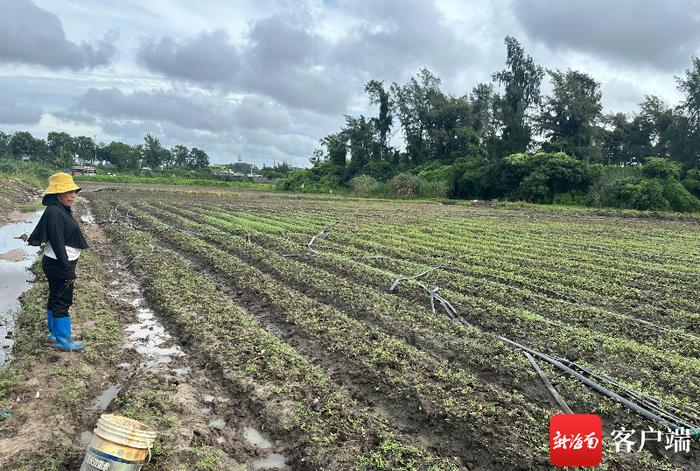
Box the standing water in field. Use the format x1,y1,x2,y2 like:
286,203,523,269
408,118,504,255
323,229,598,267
0,211,42,366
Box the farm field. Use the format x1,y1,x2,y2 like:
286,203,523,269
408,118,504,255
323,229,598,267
2,183,698,470
80,184,699,470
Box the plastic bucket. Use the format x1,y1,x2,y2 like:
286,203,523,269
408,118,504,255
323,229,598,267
80,414,158,471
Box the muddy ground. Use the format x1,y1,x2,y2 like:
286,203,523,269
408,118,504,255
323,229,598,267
0,195,289,470
0,178,43,226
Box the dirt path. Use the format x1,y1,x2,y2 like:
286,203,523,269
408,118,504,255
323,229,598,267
0,197,289,470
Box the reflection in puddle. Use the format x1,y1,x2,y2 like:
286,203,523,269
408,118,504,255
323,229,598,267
123,306,184,369
91,384,122,411
243,426,272,449
252,453,287,470
0,211,42,365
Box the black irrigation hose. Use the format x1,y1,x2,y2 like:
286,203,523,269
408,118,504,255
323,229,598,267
497,336,678,429
391,267,700,433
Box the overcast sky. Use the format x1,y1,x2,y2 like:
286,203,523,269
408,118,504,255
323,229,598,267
1,0,698,167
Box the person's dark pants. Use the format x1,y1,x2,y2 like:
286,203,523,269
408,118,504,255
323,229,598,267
42,256,77,318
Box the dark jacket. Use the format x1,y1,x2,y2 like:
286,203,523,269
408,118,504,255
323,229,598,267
28,194,88,279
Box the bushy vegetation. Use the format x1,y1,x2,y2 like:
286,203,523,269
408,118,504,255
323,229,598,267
277,38,700,212
0,158,55,186
74,174,275,190
586,158,700,211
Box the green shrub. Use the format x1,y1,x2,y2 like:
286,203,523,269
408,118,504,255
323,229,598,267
587,165,642,208
622,179,669,211
0,158,54,185
451,156,495,199
276,168,343,193
508,152,594,203
552,191,587,206
642,157,681,180
349,175,385,196
682,168,700,198
663,180,700,212
416,162,456,183
418,178,450,198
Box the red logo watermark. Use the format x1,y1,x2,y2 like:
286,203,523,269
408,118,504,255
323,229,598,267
550,414,603,467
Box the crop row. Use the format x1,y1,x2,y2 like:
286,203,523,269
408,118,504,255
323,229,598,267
89,199,460,470
198,196,699,279
132,202,700,432
114,201,561,469
143,202,700,414
87,190,696,470
183,204,699,333
150,202,700,357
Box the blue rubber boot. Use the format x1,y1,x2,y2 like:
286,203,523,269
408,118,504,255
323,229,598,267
53,316,84,351
46,310,56,344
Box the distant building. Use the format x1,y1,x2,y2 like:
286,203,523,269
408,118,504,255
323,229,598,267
71,166,97,176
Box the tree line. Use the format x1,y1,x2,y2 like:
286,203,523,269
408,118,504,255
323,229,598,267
281,36,700,211
0,131,209,171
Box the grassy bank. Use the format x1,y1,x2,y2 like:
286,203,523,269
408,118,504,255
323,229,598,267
75,174,275,191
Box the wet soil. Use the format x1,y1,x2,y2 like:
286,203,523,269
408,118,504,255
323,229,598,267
0,198,289,470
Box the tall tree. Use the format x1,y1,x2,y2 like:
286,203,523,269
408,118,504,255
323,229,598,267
171,144,190,168
322,132,348,169
492,36,544,157
47,131,76,163
142,134,169,169
74,136,96,164
344,115,375,179
677,56,700,125
674,57,700,167
426,94,474,163
364,80,393,160
8,131,38,158
601,113,653,165
537,69,603,160
103,141,138,170
188,147,209,169
391,68,444,165
469,83,498,159
0,131,9,156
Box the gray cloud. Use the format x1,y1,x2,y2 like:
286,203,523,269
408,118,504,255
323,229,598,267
137,15,352,115
135,2,483,115
331,0,479,79
246,15,322,69
0,0,115,70
0,99,43,124
138,29,239,84
232,96,292,130
512,0,700,70
66,88,236,131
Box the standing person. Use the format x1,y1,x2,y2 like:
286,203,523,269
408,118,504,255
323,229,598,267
28,172,89,351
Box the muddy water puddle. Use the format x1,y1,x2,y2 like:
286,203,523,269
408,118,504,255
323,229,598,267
243,426,272,449
108,272,185,370
0,211,42,365
103,232,289,469
252,453,287,470
91,384,122,411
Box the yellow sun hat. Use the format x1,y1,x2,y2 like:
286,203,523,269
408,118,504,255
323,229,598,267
43,172,81,196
